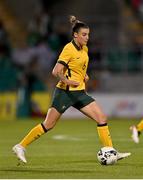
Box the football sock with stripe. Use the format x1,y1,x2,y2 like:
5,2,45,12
137,119,143,135
20,123,48,148
97,123,113,147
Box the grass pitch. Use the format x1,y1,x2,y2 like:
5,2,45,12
0,118,143,179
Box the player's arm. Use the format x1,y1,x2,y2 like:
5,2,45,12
52,62,79,87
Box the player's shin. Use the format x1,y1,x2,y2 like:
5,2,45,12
20,123,49,148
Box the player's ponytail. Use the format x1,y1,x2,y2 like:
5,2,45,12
70,15,78,26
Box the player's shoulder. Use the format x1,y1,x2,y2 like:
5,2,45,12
63,42,73,49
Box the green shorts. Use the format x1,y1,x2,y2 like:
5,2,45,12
51,88,95,113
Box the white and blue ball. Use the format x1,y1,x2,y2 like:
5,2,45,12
97,147,118,165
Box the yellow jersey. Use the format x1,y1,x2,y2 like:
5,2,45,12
56,40,89,91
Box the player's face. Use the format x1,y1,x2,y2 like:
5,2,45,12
74,28,89,46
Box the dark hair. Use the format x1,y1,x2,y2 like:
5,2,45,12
69,15,89,35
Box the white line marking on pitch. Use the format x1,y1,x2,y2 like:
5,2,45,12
52,135,83,141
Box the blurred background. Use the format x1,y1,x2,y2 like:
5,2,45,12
0,0,143,120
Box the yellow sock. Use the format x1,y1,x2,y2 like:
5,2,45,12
97,124,113,147
137,119,143,132
20,123,47,148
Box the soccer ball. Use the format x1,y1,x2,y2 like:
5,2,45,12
97,147,118,165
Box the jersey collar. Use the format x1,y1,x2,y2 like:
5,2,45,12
72,40,82,51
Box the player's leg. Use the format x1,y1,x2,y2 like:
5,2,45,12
80,101,131,160
130,119,143,143
13,108,61,163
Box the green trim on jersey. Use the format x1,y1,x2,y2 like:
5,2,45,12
72,40,81,51
58,60,71,77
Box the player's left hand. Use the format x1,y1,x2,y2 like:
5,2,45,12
84,74,89,83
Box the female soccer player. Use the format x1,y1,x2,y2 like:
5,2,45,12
130,119,143,143
12,15,131,163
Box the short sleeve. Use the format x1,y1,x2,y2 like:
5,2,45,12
57,44,72,65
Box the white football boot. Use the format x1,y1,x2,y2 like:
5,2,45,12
117,152,131,161
12,144,27,163
130,125,139,143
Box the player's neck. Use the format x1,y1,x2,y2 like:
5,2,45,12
73,39,82,49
